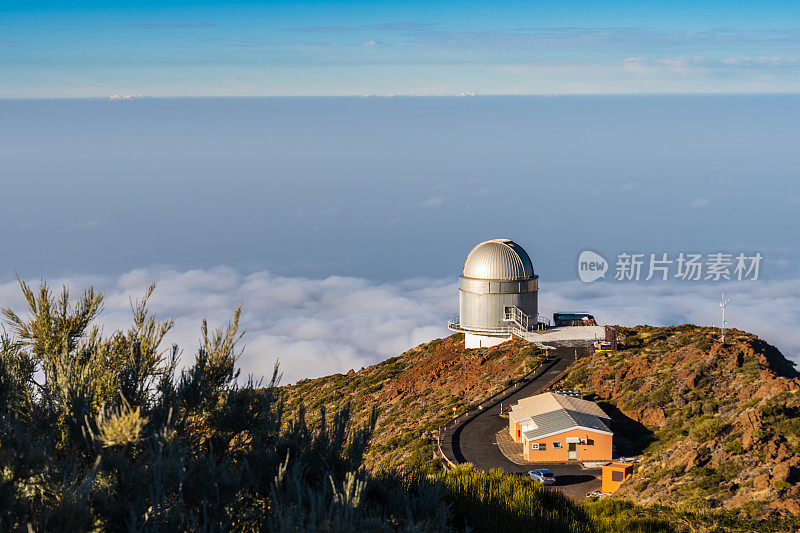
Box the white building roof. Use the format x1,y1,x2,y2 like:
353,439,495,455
509,392,610,422
522,408,612,442
509,392,613,442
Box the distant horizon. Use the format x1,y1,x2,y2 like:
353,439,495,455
5,91,800,100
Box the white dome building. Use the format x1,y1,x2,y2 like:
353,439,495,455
449,239,539,348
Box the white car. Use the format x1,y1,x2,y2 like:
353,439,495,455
528,469,556,485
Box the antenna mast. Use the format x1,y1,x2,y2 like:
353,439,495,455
720,293,728,343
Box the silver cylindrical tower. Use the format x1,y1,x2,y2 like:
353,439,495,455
457,239,538,332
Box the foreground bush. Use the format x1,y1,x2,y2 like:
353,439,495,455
441,465,592,533
584,499,671,533
0,280,454,531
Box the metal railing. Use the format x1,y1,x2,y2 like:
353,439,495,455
447,307,550,335
503,306,531,331
448,317,517,335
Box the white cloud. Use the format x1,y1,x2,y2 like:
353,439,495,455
692,198,711,208
620,55,800,81
109,95,147,101
74,220,102,230
1,268,797,384
623,57,648,73
418,196,445,208
660,57,698,76
0,268,454,384
541,279,800,367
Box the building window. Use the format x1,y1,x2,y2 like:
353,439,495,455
540,443,547,451
612,470,624,482
553,441,562,449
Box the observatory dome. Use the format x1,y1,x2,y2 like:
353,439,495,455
462,239,534,281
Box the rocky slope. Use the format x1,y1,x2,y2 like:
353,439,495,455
556,325,800,516
282,334,543,470
281,325,800,524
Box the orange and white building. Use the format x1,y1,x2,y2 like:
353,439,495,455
508,392,613,462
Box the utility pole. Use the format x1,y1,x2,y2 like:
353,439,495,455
720,293,729,344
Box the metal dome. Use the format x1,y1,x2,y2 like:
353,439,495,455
462,239,534,281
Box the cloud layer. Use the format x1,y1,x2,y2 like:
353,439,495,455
0,268,454,384
0,268,796,383
542,278,800,366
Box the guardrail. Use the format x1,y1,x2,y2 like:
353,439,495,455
447,317,517,335
448,315,552,336
436,426,458,469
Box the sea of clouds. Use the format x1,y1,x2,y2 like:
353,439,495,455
0,268,797,384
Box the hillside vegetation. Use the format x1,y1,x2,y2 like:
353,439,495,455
3,277,799,531
283,334,544,471
0,279,602,532
557,325,800,517
283,326,800,531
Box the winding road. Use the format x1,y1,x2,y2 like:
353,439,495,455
442,346,602,500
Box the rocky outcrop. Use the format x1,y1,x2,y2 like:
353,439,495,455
560,325,800,515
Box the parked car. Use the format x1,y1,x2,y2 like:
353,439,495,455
527,469,556,485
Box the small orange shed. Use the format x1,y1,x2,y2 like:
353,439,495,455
602,462,634,493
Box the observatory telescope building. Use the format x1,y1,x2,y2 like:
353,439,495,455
448,239,539,348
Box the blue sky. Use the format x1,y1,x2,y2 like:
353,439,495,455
3,1,800,96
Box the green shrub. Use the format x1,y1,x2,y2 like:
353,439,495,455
725,440,744,454
0,279,449,531
651,383,673,407
695,338,713,352
442,466,591,532
689,416,727,442
584,499,671,532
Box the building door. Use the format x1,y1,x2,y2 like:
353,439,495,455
568,442,577,460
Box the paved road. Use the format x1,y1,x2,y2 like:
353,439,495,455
449,347,601,500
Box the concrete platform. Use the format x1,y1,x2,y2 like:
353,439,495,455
495,429,527,465
519,325,606,348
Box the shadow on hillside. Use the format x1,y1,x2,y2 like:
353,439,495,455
597,402,656,457
753,338,799,379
